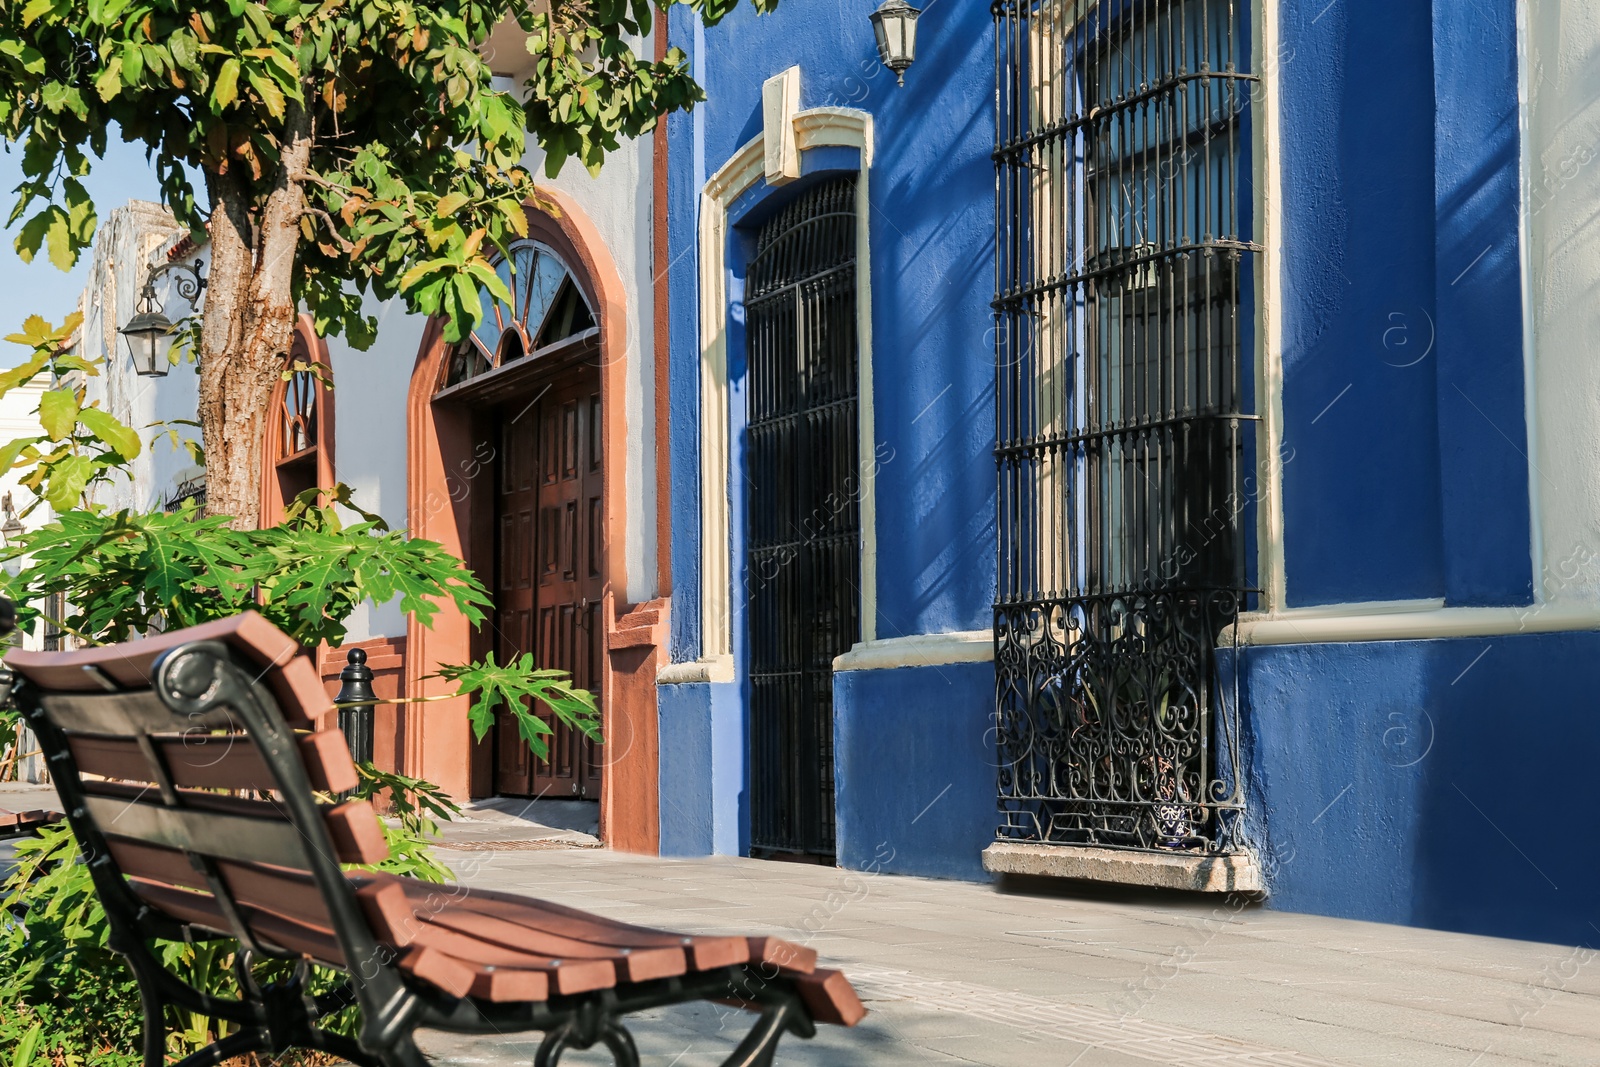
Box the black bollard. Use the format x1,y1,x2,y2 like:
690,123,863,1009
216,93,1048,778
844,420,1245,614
334,647,375,765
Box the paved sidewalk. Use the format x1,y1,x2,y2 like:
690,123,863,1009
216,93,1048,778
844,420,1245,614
7,784,1596,1064
420,822,1599,1067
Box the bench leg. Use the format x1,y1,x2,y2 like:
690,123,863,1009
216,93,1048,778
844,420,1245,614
533,1017,640,1067
134,964,168,1067
717,994,810,1067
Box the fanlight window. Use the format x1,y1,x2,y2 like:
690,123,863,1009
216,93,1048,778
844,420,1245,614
443,240,595,388
281,364,318,457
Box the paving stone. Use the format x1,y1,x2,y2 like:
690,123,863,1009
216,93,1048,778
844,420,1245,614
428,837,1600,1066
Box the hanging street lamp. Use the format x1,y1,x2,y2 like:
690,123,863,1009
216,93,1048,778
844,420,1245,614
119,258,206,378
870,0,922,87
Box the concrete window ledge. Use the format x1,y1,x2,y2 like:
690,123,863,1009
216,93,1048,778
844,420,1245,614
982,841,1263,895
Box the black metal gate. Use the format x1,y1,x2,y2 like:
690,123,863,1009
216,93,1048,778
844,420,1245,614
993,0,1260,853
746,178,861,859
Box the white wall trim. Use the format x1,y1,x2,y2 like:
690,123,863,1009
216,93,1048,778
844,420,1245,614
1222,600,1600,646
657,655,736,685
1514,0,1545,595
1255,0,1287,611
698,85,877,662
833,630,993,671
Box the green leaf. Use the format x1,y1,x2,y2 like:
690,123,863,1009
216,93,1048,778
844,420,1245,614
247,68,286,118
79,408,141,460
38,387,79,440
9,1021,42,1067
44,208,75,270
42,454,93,510
0,352,50,397
0,436,41,474
213,57,240,108
20,0,54,26
94,56,123,101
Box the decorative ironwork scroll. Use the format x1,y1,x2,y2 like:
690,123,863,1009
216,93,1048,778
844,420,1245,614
993,0,1260,853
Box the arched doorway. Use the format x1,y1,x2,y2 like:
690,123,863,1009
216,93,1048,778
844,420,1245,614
404,192,661,850
437,239,603,798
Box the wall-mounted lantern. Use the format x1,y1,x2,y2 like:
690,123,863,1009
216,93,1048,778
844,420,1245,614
870,0,922,87
119,259,206,378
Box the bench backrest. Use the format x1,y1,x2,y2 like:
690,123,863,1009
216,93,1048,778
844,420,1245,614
6,612,410,1020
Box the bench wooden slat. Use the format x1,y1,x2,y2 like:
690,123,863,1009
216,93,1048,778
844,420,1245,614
7,612,330,727
42,689,236,735
70,730,359,794
10,609,868,1050
107,839,337,930
746,937,817,975
0,809,57,835
434,882,751,970
87,794,312,870
86,787,387,867
398,946,479,1000
421,907,688,982
355,881,616,996
129,878,346,965
792,968,867,1027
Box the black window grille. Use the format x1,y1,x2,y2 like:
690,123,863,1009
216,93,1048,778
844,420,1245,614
993,0,1260,853
746,178,861,859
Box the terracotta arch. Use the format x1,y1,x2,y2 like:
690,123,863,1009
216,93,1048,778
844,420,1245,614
404,189,660,851
260,314,336,527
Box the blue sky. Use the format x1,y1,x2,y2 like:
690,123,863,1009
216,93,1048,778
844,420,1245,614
0,136,180,367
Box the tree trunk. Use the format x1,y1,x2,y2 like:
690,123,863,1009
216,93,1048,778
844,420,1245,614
198,102,312,530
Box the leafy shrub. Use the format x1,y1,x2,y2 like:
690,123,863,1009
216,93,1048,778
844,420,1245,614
1,771,456,1067
0,317,599,1064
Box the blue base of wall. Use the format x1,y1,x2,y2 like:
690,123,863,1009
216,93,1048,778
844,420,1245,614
835,662,997,882
657,660,997,881
657,681,744,857
1229,632,1600,948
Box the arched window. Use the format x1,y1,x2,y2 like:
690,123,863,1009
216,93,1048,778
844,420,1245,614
442,240,595,389
262,316,334,525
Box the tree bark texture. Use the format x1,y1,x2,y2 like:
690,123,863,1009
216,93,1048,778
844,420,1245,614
198,101,312,530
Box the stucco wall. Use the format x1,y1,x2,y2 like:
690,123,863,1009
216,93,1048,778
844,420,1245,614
1230,632,1600,947
664,0,997,661
658,0,997,872
77,202,203,516
1274,0,1531,610
1524,1,1600,605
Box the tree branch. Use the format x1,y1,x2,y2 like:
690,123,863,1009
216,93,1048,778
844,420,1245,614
301,206,355,253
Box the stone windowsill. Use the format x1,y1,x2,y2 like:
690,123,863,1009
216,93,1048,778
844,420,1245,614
982,841,1264,895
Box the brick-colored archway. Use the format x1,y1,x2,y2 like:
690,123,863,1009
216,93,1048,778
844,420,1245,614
403,189,661,852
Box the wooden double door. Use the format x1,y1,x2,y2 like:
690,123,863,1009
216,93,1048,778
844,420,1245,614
493,364,605,798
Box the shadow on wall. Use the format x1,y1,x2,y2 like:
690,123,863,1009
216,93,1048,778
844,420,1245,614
1229,636,1600,947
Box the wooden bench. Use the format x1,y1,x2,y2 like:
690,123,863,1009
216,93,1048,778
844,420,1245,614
6,612,863,1067
0,807,58,837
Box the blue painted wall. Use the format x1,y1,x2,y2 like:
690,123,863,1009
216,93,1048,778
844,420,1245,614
835,662,997,882
1227,634,1600,948
658,680,745,856
1276,0,1530,608
1276,0,1445,606
659,0,998,876
664,0,996,657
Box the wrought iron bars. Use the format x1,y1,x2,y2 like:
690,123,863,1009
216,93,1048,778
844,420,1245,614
746,179,862,859
992,0,1260,853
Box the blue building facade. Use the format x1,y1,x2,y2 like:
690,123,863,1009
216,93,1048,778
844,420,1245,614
655,0,1600,950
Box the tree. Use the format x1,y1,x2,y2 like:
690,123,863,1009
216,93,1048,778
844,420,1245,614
0,0,773,527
